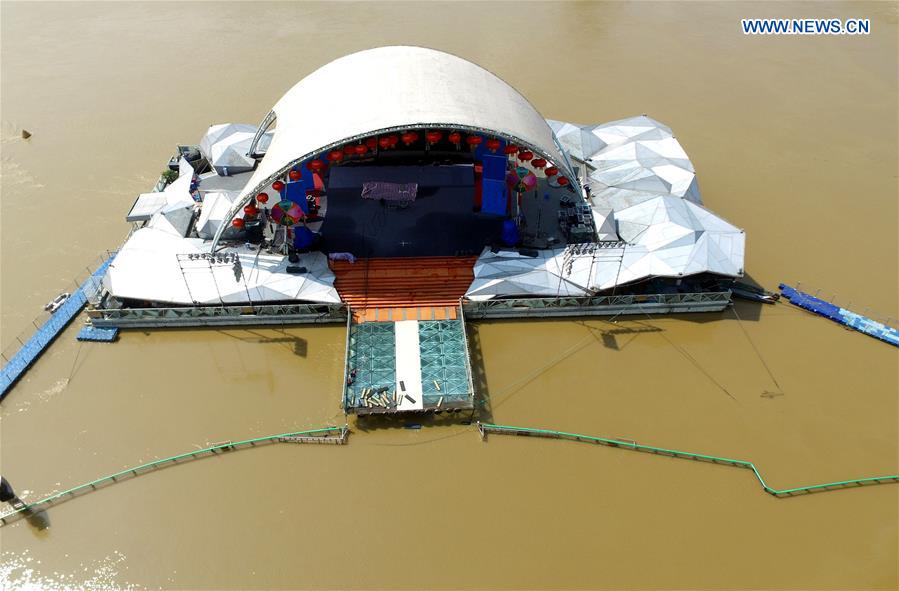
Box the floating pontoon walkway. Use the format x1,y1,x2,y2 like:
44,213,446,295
76,325,120,342
478,423,899,497
0,426,348,527
779,284,899,347
0,253,116,400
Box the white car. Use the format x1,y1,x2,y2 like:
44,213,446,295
44,292,70,313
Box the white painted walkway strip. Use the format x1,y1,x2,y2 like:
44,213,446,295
394,320,423,410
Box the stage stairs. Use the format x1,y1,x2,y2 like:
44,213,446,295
330,256,477,323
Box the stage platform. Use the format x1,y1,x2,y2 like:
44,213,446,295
320,165,503,257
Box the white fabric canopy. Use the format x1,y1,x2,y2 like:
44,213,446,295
126,157,196,222
212,46,577,250
549,115,701,209
200,123,274,176
195,191,240,240
466,248,594,300
147,202,194,237
104,229,340,305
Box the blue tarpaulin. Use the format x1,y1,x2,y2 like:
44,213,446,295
481,154,507,181
284,181,309,214
293,225,316,250
481,178,508,216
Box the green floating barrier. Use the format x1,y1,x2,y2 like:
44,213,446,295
478,423,899,497
0,426,347,526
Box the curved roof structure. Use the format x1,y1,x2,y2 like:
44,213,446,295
212,46,576,250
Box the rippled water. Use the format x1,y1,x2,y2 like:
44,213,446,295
1,2,897,589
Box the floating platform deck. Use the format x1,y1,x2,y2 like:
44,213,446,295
779,284,899,347
76,326,120,342
343,311,475,416
0,253,116,400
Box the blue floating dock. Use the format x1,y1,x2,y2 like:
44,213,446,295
0,253,116,400
779,284,899,347
76,326,119,342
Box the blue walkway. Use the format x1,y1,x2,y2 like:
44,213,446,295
0,253,116,400
779,284,899,347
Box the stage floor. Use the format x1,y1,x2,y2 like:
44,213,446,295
319,165,504,257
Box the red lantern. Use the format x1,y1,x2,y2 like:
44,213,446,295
272,180,285,192
557,176,569,186
354,144,367,155
531,158,547,169
244,204,258,217
486,138,501,153
518,150,533,162
448,131,462,145
466,135,482,147
256,192,269,204
365,137,378,150
401,131,419,146
387,134,399,147
306,159,326,173
288,169,302,181
231,218,245,229
544,166,559,177
426,130,442,144
378,136,391,149
343,145,356,156
327,150,343,163
503,144,519,155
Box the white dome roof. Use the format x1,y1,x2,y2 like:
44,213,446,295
213,46,575,249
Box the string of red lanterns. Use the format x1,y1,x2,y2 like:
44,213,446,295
504,144,519,156
272,180,285,192
518,150,534,162
466,134,483,148
232,218,245,229
544,166,559,177
486,138,501,153
354,144,367,155
327,150,343,163
448,131,462,145
426,130,442,144
557,176,569,186
307,159,327,173
257,192,269,204
531,158,547,169
288,169,302,181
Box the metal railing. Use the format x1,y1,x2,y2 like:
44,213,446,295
462,291,732,319
90,302,347,327
457,299,477,404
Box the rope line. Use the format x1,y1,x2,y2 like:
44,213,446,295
732,306,783,393
0,426,347,527
479,422,899,497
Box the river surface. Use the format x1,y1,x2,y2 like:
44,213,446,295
1,2,897,589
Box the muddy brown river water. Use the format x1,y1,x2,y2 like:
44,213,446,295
1,2,897,589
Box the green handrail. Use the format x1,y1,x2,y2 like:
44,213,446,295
0,426,346,526
479,423,899,497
